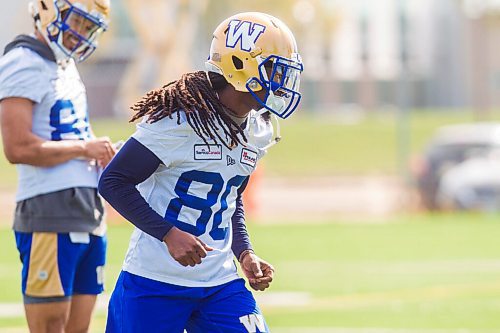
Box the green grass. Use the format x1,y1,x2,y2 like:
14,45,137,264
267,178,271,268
2,214,500,331
2,110,499,190
260,109,496,176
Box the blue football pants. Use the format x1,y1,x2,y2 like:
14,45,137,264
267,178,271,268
106,271,269,333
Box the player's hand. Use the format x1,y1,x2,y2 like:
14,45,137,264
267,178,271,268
240,252,275,291
83,136,116,167
163,227,214,267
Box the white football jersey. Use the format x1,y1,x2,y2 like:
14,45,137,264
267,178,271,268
123,111,273,287
0,46,99,201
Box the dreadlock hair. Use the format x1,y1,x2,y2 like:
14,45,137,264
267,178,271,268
130,71,247,149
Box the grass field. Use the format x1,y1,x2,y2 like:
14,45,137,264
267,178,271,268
1,214,500,332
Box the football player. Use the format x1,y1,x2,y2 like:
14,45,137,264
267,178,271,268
0,1,115,332
99,12,303,333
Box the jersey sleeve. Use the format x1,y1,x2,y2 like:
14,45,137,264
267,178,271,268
132,114,192,166
0,48,49,103
98,137,174,241
231,177,253,259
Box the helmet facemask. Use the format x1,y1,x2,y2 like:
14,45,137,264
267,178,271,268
32,0,109,63
50,1,108,62
246,53,303,119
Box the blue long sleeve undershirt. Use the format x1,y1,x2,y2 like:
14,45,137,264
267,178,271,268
98,137,252,258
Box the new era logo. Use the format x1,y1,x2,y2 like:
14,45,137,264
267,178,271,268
227,156,236,166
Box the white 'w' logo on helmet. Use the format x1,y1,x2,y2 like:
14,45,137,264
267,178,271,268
225,20,266,52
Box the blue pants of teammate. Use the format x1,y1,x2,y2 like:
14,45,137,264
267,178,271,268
15,232,106,301
106,271,269,333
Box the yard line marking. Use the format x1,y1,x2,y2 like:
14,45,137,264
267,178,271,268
255,292,312,307
0,292,312,318
0,303,23,318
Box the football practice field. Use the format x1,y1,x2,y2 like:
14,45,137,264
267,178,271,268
1,111,500,331
1,214,500,332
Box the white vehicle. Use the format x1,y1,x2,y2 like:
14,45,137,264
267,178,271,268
414,123,500,210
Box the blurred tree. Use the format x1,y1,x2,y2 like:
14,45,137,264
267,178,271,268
117,0,208,111
112,0,340,115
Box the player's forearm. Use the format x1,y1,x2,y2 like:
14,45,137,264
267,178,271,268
100,173,173,240
4,136,86,167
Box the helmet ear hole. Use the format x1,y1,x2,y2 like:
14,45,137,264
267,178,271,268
232,56,244,70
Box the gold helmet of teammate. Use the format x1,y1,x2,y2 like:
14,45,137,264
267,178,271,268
30,0,110,62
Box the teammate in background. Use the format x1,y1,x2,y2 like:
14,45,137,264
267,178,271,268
0,1,114,332
99,12,303,332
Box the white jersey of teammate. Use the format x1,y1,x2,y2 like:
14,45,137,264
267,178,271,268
0,46,99,202
123,111,273,287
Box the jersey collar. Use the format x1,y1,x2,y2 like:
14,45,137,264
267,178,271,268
4,34,57,63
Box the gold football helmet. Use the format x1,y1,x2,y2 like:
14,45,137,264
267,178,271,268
30,0,110,62
206,12,303,119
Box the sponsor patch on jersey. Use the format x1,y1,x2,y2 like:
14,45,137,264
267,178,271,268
240,148,258,167
194,144,222,160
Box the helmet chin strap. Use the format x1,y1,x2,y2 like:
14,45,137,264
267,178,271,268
250,107,282,150
264,112,281,150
